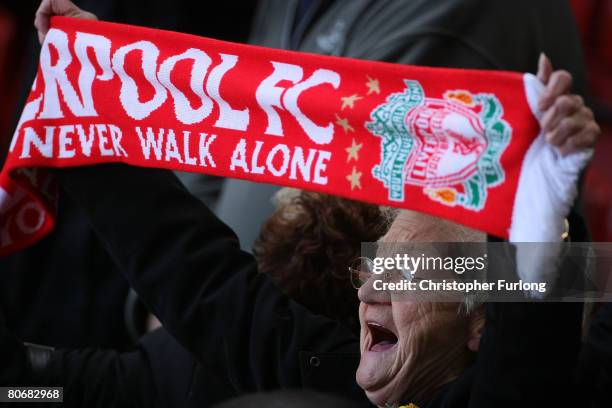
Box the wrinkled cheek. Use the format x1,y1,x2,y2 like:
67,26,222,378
393,332,425,374
389,344,410,378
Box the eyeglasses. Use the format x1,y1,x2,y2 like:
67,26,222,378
348,257,374,289
348,257,414,289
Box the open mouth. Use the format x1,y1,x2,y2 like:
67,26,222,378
367,322,398,352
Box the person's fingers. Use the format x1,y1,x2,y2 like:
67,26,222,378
546,115,583,146
34,0,53,44
35,0,97,44
544,105,593,145
545,106,597,147
537,53,553,84
37,28,46,45
538,70,573,111
558,121,601,156
540,94,584,132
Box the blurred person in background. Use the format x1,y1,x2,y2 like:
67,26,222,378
254,189,388,334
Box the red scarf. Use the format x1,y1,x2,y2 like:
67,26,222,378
0,17,542,255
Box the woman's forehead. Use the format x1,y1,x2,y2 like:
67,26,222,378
379,210,485,243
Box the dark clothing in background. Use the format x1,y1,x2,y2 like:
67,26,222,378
215,0,589,252
577,302,612,408
251,0,586,74
1,165,584,408
0,191,132,349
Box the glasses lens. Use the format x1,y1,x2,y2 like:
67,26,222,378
349,257,373,289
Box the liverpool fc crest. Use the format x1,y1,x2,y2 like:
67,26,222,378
367,80,511,211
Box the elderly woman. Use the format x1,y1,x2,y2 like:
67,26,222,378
0,1,600,408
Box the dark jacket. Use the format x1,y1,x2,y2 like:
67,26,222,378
1,165,584,408
252,0,587,77
577,303,612,408
49,166,368,407
0,191,135,349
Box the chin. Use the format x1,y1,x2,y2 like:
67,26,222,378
357,379,398,408
357,319,403,404
356,350,400,407
364,389,387,407
355,370,385,406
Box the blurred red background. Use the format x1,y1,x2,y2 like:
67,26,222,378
571,0,612,242
1,0,610,240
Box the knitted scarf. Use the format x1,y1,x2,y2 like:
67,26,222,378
0,17,590,255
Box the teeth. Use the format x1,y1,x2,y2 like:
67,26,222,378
368,322,398,346
368,322,394,335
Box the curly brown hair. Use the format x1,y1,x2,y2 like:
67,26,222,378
253,190,387,334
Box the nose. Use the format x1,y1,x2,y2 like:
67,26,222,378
357,274,391,305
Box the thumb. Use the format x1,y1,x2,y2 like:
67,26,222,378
537,53,553,84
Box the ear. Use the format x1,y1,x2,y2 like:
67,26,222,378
467,309,485,352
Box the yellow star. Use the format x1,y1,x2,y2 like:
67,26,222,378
340,94,362,110
345,138,363,162
346,166,362,190
335,114,354,133
366,75,380,95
